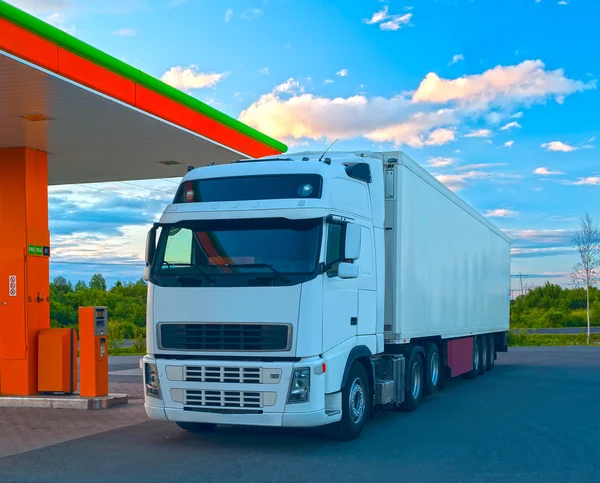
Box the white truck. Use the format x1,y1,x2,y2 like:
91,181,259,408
142,151,510,440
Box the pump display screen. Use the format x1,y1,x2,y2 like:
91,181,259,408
174,174,323,203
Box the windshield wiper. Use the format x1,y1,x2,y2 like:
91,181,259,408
228,263,290,284
170,263,215,285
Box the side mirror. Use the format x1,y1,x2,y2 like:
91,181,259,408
344,224,361,261
145,226,157,266
143,265,151,282
338,262,359,279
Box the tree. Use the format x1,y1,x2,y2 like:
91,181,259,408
571,213,600,344
89,273,107,291
75,280,87,292
52,276,73,294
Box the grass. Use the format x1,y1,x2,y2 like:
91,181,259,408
509,330,600,347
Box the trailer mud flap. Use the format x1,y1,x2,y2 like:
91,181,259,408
447,337,473,377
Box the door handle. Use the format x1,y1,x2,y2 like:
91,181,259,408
351,317,358,326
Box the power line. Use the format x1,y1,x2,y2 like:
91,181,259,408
73,184,169,205
160,178,181,185
118,181,177,196
51,261,144,267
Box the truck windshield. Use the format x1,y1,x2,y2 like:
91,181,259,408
151,218,322,287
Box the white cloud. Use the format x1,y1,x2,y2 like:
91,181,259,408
412,60,595,108
512,111,524,118
324,79,334,85
273,78,303,94
427,157,455,168
588,136,597,143
111,28,136,36
458,163,507,170
364,6,412,31
464,129,492,138
259,67,269,75
541,141,577,152
449,54,465,65
434,171,489,192
367,116,458,148
239,78,458,147
500,121,521,131
504,140,514,147
485,209,518,218
241,8,262,20
239,61,595,151
161,65,228,91
224,8,233,22
8,0,69,13
572,177,600,185
533,167,565,175
336,69,349,77
558,0,568,5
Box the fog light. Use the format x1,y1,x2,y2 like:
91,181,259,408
145,362,160,398
288,368,310,403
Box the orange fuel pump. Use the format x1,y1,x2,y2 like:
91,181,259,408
79,306,108,397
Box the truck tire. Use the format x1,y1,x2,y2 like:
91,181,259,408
478,335,488,375
324,362,369,441
463,336,480,379
176,422,217,433
400,348,424,411
423,343,440,396
486,334,495,371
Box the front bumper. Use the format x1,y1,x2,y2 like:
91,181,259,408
143,355,341,428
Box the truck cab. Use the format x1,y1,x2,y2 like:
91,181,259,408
143,151,386,439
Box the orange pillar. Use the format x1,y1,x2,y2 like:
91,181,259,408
0,147,50,396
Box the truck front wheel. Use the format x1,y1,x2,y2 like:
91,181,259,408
324,362,369,441
176,422,217,433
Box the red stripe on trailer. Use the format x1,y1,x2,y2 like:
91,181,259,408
447,337,473,377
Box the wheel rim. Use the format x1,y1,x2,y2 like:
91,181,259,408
473,340,479,371
349,378,366,424
411,362,422,399
430,352,439,386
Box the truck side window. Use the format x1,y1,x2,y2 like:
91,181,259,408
326,223,342,277
163,228,192,266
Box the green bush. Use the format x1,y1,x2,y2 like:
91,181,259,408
131,326,146,353
107,319,124,351
509,331,600,346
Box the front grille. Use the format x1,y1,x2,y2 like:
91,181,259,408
185,366,261,384
185,389,262,409
159,323,290,351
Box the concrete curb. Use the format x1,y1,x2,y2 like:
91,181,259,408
0,393,128,410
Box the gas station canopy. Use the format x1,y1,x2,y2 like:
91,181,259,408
0,2,287,185
0,1,286,397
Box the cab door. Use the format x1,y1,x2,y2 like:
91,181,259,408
322,219,361,352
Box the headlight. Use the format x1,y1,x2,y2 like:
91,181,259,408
288,368,310,403
145,362,160,398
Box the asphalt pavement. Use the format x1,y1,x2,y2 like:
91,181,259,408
2,347,600,483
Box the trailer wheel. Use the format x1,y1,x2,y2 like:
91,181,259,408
463,336,480,379
478,335,488,375
423,343,440,396
400,348,424,411
324,362,369,441
486,334,495,371
176,422,217,433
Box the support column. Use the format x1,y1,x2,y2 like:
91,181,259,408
0,147,50,396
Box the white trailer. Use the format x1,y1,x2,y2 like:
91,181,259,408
142,151,510,440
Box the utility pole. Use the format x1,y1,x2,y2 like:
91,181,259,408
510,273,529,298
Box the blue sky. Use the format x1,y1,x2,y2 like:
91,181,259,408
9,0,599,292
